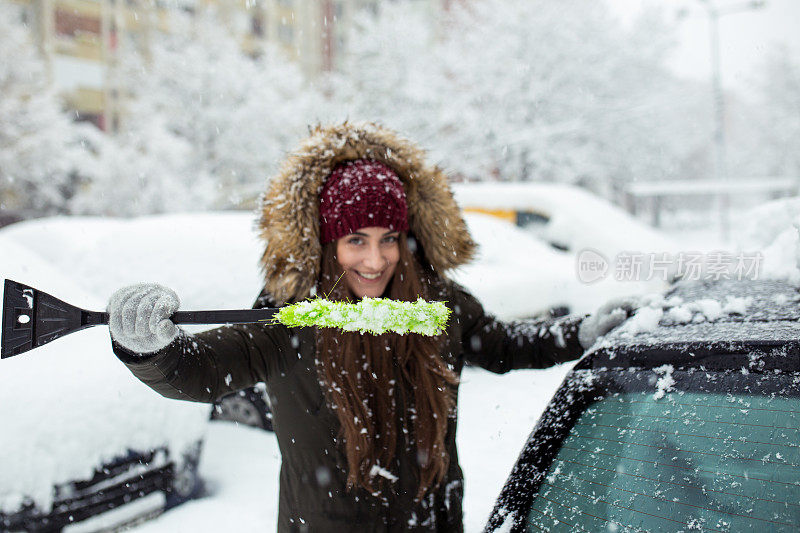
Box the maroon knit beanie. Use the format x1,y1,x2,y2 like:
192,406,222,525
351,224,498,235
319,159,409,244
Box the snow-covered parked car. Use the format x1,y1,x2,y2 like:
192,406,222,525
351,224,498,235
0,236,209,532
452,181,677,259
452,183,672,319
0,213,270,433
485,278,800,532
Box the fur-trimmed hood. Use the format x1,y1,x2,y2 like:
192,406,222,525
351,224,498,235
257,122,476,305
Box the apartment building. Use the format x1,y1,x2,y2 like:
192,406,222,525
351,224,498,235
264,0,381,76
10,0,437,131
9,0,176,131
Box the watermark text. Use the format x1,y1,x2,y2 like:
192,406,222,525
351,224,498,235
576,249,762,283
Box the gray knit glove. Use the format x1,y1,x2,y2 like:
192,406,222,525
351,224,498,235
108,283,180,354
578,297,638,349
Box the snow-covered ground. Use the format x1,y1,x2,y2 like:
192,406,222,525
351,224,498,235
2,192,796,532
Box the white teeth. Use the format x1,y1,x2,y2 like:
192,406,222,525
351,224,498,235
358,271,381,280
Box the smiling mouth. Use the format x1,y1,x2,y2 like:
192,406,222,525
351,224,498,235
356,270,382,280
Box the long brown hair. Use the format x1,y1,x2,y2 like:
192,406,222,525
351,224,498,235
316,233,458,500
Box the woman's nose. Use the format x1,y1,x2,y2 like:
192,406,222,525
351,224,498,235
363,245,386,270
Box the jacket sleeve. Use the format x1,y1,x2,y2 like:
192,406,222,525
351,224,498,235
450,282,585,374
112,322,293,404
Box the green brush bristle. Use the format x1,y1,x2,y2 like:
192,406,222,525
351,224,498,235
274,297,451,335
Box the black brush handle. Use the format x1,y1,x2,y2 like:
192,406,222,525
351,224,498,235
93,309,280,325
171,309,279,324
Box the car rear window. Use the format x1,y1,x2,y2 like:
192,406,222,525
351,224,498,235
509,366,800,533
528,390,800,532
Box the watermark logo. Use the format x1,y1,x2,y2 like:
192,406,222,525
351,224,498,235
577,248,609,284
576,249,763,283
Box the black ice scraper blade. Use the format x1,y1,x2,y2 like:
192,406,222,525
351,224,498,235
1,279,106,359
2,279,280,359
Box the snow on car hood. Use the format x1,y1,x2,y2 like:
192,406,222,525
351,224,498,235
0,213,265,310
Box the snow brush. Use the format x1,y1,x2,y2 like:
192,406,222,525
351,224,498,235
1,279,451,358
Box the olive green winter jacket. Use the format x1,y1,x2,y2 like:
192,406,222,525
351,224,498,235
113,279,584,532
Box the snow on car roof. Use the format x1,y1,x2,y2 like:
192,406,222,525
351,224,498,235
587,279,800,367
666,279,800,322
612,320,800,346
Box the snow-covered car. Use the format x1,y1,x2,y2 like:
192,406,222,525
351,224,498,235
0,236,209,532
454,210,667,319
452,184,672,320
452,182,677,259
0,213,269,431
485,278,800,532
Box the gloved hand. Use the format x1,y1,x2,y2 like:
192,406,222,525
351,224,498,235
108,283,181,354
578,297,639,349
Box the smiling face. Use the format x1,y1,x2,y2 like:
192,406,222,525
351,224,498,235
335,227,401,298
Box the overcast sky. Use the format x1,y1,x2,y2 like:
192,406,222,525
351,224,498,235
605,0,800,96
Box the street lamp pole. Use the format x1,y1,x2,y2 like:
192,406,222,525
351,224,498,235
697,0,765,241
707,3,726,187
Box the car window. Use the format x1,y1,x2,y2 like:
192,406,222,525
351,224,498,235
489,365,800,533
527,390,800,532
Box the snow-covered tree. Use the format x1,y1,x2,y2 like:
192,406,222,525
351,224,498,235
68,115,207,216
85,10,324,213
325,3,448,168
332,0,710,188
0,2,91,214
751,46,800,177
325,2,437,131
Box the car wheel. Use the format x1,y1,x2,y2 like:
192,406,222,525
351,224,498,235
165,442,203,509
211,388,273,431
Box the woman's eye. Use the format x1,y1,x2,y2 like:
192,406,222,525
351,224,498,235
383,235,399,244
348,237,363,245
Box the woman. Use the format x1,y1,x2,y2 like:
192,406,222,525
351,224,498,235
108,122,626,532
